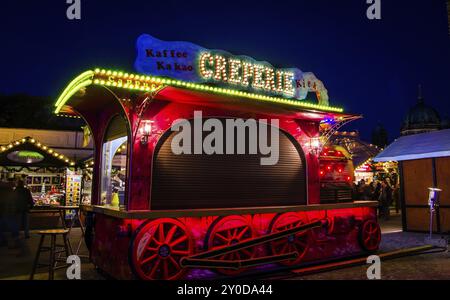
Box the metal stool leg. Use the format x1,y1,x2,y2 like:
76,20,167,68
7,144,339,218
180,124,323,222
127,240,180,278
30,235,45,280
56,233,73,266
49,235,56,280
66,233,73,255
66,211,75,253
75,210,86,256
77,210,85,236
59,209,67,229
63,233,72,256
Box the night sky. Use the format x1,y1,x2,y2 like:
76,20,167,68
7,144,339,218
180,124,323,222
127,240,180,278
1,0,449,142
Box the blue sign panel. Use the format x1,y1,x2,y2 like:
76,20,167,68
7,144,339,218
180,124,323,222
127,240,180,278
135,34,205,82
134,34,329,105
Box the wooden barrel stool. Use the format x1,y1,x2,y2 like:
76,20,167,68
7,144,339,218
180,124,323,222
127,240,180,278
30,229,72,280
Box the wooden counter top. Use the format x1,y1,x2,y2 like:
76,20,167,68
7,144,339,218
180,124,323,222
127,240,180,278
80,201,378,219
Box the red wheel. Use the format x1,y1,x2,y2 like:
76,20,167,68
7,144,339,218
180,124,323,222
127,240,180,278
204,215,256,275
268,212,311,266
359,219,381,252
130,218,194,280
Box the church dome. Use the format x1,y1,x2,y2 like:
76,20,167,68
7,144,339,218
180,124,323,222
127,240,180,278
401,87,441,136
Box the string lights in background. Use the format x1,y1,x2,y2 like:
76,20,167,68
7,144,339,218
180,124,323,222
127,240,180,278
84,160,95,168
0,137,76,166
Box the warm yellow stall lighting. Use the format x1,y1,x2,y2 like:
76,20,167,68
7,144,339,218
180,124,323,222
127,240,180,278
0,137,76,166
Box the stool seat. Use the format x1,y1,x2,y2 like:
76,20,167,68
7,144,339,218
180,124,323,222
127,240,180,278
38,229,70,235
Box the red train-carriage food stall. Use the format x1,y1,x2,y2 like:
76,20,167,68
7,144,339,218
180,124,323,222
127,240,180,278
318,145,355,204
54,35,380,280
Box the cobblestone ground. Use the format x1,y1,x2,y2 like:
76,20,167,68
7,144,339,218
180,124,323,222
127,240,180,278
0,213,449,280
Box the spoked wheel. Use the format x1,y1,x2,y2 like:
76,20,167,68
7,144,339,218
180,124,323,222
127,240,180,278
359,219,381,252
204,215,256,276
268,212,311,266
130,218,194,280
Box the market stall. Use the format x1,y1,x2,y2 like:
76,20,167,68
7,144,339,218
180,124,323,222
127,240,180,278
374,129,450,233
0,136,80,228
354,159,398,185
53,34,380,280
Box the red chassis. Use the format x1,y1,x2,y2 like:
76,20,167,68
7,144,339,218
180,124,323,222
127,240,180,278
85,203,379,280
56,69,381,280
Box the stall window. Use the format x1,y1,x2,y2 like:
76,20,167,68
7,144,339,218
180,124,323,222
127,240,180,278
100,115,129,207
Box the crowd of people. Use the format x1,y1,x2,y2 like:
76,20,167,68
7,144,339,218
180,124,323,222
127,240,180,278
0,177,34,253
352,178,400,220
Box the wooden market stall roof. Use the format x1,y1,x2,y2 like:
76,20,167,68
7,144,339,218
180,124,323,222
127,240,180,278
0,136,75,167
374,128,450,162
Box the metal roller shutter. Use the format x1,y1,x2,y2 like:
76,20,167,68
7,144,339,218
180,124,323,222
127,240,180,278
151,118,306,210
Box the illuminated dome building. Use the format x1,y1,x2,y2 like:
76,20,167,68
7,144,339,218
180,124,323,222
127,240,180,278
400,86,441,136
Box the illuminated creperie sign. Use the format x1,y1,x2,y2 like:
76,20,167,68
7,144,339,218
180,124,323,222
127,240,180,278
198,52,295,97
134,34,330,106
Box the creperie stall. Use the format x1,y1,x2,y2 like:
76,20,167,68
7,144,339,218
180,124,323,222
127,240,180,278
54,34,380,280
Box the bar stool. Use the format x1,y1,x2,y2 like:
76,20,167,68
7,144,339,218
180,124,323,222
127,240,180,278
30,229,72,280
56,206,86,256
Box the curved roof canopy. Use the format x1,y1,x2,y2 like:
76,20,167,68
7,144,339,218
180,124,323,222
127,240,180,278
54,68,345,115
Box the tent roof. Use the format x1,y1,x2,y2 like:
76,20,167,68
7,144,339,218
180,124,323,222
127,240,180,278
0,136,75,167
374,129,450,162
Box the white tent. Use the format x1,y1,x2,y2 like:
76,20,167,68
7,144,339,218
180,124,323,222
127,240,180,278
374,129,450,162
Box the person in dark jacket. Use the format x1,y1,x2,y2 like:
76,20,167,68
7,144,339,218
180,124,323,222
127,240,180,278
359,179,373,200
378,180,392,220
393,184,400,214
372,181,381,201
2,179,19,246
0,180,10,246
384,180,393,218
14,179,34,238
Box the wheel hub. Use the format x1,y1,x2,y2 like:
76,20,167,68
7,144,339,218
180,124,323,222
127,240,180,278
287,234,295,243
158,244,171,257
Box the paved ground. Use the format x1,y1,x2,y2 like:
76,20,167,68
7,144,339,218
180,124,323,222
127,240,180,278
0,227,100,280
1,212,449,280
294,249,450,280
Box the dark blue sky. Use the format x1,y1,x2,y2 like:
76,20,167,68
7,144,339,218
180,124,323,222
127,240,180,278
1,0,449,141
